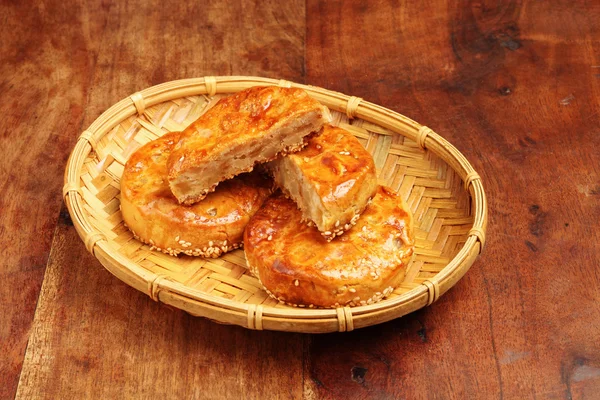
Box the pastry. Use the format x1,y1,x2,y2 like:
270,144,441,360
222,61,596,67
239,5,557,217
167,86,328,205
267,124,377,240
243,187,414,308
120,132,272,257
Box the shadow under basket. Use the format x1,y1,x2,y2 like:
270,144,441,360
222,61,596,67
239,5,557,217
63,76,488,333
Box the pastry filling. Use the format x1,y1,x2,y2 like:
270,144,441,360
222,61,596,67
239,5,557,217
170,112,324,204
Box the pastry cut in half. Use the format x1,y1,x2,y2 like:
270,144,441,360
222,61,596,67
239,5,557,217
167,86,329,205
120,132,272,258
267,124,377,240
243,187,415,308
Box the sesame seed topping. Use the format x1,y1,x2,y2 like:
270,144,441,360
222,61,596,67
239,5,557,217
349,288,356,293
175,236,180,242
267,235,273,241
294,279,299,286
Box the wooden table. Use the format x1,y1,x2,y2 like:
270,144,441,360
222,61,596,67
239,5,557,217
2,1,599,398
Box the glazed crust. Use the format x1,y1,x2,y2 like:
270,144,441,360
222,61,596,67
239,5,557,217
167,86,328,205
268,124,377,240
244,187,415,308
121,132,272,258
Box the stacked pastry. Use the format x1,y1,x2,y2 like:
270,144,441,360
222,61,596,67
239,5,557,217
121,86,414,308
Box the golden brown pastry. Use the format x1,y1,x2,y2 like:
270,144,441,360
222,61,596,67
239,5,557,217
267,124,377,240
244,187,415,308
167,86,328,205
121,132,272,258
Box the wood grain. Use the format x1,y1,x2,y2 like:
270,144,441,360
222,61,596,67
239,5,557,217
4,0,600,398
305,0,600,399
6,0,306,399
0,2,110,397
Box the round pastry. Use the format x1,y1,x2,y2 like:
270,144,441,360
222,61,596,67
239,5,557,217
244,186,415,308
121,132,272,258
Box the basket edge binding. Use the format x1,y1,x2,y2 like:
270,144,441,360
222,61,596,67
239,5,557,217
63,76,487,333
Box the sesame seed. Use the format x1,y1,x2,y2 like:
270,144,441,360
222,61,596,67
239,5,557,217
208,241,214,247
294,279,299,286
267,235,273,241
303,157,310,162
324,231,332,236
175,236,180,242
335,220,340,227
349,288,356,293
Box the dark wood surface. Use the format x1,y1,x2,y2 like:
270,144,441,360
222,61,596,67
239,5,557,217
1,1,599,399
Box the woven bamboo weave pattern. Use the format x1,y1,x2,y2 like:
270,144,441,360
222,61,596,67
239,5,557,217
75,94,472,308
63,76,487,333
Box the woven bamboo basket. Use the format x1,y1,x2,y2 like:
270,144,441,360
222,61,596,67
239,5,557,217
63,76,487,333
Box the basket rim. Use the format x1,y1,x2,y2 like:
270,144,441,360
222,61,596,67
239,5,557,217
63,76,487,331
